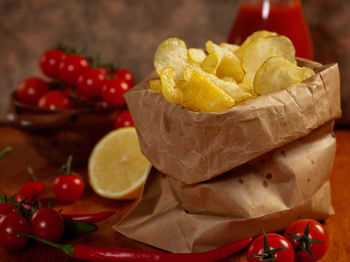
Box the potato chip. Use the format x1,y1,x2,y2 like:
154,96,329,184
241,35,296,75
184,64,251,103
154,38,187,80
221,76,237,83
201,41,222,74
159,67,183,104
188,48,207,64
253,56,315,95
208,75,252,103
238,82,256,97
219,43,239,54
181,69,235,112
216,53,244,82
202,41,244,82
149,79,162,93
236,30,277,58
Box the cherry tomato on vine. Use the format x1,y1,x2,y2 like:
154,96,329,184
113,68,135,88
53,156,84,202
58,54,90,85
38,90,75,110
247,232,294,262
30,208,64,242
284,219,329,262
16,77,50,106
0,214,31,250
114,110,134,129
0,203,17,219
53,174,84,202
40,49,67,79
101,78,130,107
14,180,44,202
77,68,106,99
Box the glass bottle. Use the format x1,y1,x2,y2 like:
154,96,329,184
227,0,313,60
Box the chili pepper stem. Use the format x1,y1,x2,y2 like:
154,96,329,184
0,146,12,159
19,233,75,257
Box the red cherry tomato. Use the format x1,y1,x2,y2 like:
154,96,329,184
284,219,329,262
77,68,106,99
40,49,67,79
38,90,75,110
16,77,50,106
30,208,65,242
0,203,17,219
101,78,130,107
247,233,294,262
53,174,84,202
14,181,45,202
114,110,134,129
113,68,135,87
58,54,89,85
0,214,31,250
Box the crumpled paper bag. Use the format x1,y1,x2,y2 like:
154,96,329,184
123,60,341,184
114,60,341,253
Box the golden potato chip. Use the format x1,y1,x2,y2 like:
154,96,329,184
208,75,252,103
238,82,257,98
236,30,277,58
216,54,244,82
184,65,251,103
149,79,162,93
202,41,244,82
219,43,239,54
159,67,183,104
201,41,222,74
154,38,187,80
253,56,315,95
181,69,235,113
221,76,237,83
241,35,296,75
188,48,207,64
241,72,255,93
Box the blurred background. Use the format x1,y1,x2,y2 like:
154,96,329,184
0,0,349,124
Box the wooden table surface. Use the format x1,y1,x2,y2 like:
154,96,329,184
0,126,349,261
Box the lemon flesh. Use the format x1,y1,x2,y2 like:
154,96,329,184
88,127,150,200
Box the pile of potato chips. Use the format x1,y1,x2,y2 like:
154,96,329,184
150,30,315,113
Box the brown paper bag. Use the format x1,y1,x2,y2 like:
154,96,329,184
114,121,335,252
114,60,341,252
124,61,341,184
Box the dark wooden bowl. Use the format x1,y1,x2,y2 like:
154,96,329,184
5,93,119,167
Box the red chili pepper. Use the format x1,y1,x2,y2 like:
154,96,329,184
22,233,252,262
14,167,44,202
62,210,116,223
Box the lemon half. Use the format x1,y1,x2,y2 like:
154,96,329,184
88,127,150,200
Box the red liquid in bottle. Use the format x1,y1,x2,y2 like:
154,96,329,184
227,0,313,60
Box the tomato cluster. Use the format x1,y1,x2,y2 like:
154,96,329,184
247,219,329,262
15,45,135,129
0,155,87,250
0,204,64,250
